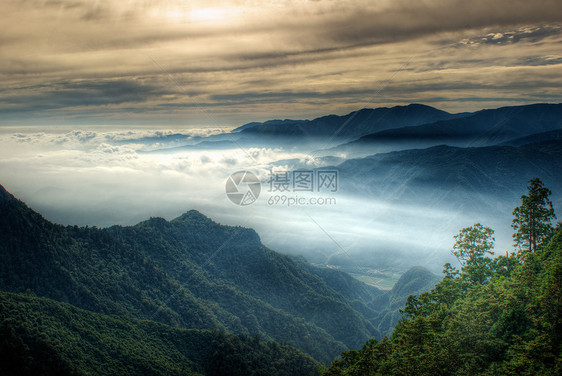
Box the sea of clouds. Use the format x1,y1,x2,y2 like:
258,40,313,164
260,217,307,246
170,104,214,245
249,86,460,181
0,126,516,273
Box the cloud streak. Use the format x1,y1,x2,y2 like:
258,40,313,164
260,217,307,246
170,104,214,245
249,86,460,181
0,0,561,124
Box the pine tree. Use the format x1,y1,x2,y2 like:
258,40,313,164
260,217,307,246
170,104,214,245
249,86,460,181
512,178,556,254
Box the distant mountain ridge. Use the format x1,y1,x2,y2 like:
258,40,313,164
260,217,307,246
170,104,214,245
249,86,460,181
344,103,562,149
233,104,459,139
500,128,562,147
146,102,561,155
233,103,562,146
336,138,562,214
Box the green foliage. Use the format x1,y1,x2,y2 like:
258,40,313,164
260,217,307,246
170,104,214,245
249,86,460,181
368,266,441,337
323,229,562,375
0,292,319,376
323,181,561,375
512,178,556,254
451,223,495,284
0,184,382,364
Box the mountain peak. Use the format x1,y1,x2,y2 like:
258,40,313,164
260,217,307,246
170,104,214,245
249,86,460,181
173,209,212,223
406,103,444,111
0,184,15,203
135,210,215,230
171,210,262,244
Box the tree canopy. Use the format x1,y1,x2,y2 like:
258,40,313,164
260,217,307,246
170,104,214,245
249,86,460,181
512,177,556,254
323,178,561,376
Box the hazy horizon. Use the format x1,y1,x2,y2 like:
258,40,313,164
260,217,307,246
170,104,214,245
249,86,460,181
1,113,551,275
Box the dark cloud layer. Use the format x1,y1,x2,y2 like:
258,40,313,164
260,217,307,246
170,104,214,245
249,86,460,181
0,0,561,124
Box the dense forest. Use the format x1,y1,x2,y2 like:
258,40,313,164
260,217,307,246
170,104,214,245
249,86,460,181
322,178,561,375
0,183,385,363
1,182,434,374
1,178,560,375
0,292,319,376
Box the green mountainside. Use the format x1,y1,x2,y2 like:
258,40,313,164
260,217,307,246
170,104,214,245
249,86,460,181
322,179,561,375
368,266,441,336
2,176,560,375
0,292,319,376
106,211,381,350
1,183,424,367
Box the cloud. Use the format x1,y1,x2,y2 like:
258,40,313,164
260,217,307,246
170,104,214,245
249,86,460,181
1,0,561,123
1,0,559,272
315,1,562,45
0,125,525,271
0,79,175,113
458,25,562,47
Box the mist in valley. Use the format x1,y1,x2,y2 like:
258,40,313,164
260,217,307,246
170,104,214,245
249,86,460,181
0,120,542,283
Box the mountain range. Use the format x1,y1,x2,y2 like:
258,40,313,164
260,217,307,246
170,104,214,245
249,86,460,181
332,103,562,156
145,102,562,157
233,104,459,139
3,101,561,374
336,137,562,214
0,184,438,371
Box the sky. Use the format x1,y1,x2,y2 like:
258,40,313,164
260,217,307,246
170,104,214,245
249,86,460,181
1,0,561,274
1,0,562,127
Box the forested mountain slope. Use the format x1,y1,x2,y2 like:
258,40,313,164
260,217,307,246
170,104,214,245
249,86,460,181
0,292,319,376
368,266,441,336
323,179,561,375
0,184,382,363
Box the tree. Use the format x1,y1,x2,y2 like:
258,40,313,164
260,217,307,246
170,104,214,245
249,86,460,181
451,223,495,284
512,178,556,254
